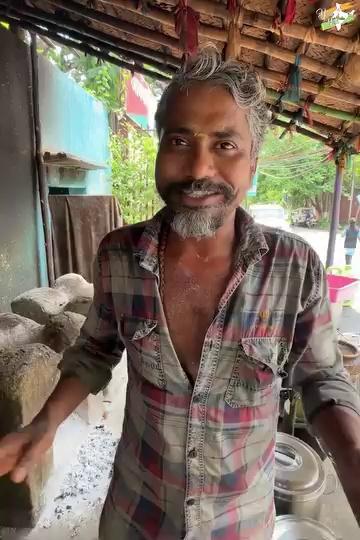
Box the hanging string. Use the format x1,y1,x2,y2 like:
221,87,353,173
136,0,150,13
175,0,200,58
303,95,315,125
273,0,297,44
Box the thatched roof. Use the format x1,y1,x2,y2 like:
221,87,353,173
2,0,359,152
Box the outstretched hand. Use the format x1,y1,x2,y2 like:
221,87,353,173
0,420,56,483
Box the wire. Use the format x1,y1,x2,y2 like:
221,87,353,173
259,151,328,166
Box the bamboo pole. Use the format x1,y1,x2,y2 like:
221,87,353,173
271,107,344,139
1,8,177,74
0,14,171,81
6,2,360,111
239,34,339,80
0,1,180,65
348,158,355,221
100,0,343,80
99,0,225,41
9,0,359,89
128,0,360,55
272,118,331,144
245,12,360,56
44,0,179,50
267,89,360,123
30,33,55,286
326,154,346,268
254,66,360,108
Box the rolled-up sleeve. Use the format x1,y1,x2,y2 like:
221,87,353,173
58,239,125,395
287,251,360,423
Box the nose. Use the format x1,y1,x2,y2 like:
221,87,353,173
188,143,216,180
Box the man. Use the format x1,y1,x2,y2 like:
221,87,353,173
1,48,360,540
343,217,360,265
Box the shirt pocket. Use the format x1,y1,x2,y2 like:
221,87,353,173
119,315,166,389
224,337,287,409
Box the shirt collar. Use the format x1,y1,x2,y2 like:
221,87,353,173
134,206,269,275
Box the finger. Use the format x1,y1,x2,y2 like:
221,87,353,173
0,433,31,476
0,455,19,477
0,431,31,455
11,437,49,484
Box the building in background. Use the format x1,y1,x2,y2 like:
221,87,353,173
125,73,157,132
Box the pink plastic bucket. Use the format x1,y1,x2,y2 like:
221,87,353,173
326,274,359,304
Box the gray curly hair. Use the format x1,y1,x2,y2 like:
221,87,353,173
155,47,269,158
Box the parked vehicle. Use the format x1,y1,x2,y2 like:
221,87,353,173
291,207,317,228
248,204,290,231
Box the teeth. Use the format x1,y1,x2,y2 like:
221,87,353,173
183,191,218,198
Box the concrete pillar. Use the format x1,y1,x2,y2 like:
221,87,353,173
0,344,60,528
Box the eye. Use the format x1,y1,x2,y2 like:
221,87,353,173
170,137,189,147
216,141,237,150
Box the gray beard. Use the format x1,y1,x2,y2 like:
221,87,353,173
169,207,227,239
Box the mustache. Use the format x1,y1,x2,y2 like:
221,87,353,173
163,179,236,202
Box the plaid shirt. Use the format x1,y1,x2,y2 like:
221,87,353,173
60,208,360,540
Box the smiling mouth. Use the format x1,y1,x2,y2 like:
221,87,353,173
179,191,224,207
182,190,221,198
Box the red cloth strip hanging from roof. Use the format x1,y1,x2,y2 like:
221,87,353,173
227,0,238,18
274,0,297,27
175,0,200,57
283,0,296,24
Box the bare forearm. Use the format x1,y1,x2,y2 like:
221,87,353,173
313,405,360,524
34,376,91,433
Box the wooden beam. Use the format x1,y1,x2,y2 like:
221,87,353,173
96,0,345,81
99,0,225,41
272,118,331,144
271,107,344,139
44,0,180,50
8,2,359,112
139,0,360,55
1,1,180,65
243,11,360,56
267,88,360,123
254,66,360,108
0,13,171,80
1,6,178,74
238,34,340,80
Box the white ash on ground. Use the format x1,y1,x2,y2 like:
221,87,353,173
31,425,118,538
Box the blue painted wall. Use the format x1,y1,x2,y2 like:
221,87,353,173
38,56,111,195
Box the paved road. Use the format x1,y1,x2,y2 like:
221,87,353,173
291,226,360,277
291,226,360,331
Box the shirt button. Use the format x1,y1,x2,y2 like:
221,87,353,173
188,449,197,458
187,498,195,506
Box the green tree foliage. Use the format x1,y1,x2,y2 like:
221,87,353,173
44,46,127,111
111,129,161,224
43,45,159,223
253,128,359,216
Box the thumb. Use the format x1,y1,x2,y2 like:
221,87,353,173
11,437,49,484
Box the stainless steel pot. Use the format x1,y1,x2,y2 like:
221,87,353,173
275,432,326,519
273,515,337,540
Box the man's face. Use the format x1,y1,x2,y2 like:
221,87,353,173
155,83,255,238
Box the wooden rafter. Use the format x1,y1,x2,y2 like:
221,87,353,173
79,0,349,82
0,12,171,80
123,0,360,54
1,0,358,150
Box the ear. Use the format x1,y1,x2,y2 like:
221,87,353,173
250,157,258,178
